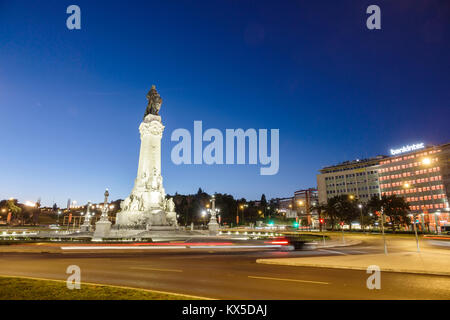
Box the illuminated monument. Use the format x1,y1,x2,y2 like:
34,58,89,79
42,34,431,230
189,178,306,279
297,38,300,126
115,86,177,229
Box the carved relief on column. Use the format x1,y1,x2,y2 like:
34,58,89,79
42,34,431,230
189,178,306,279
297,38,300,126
139,120,164,139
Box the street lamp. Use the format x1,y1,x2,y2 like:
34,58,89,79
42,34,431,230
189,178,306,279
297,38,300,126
435,211,441,234
25,201,35,207
420,213,426,232
408,213,420,252
421,157,438,233
358,204,364,233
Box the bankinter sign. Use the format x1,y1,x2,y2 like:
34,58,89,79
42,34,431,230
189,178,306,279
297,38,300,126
390,143,425,155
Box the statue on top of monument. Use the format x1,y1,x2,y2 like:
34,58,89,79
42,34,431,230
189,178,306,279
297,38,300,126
144,85,162,118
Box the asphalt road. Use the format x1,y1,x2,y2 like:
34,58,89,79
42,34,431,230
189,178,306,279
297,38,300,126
0,236,449,299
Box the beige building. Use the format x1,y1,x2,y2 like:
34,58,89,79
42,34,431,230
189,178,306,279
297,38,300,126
317,156,385,204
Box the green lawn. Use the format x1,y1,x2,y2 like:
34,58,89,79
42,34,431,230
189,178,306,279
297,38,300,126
0,276,201,300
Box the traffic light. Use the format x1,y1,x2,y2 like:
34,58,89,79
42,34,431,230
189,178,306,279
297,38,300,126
293,222,299,228
319,218,324,224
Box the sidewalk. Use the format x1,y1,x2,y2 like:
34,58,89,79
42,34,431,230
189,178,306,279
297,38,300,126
256,251,450,276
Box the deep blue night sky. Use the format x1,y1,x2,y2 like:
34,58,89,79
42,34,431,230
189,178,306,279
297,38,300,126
1,0,449,206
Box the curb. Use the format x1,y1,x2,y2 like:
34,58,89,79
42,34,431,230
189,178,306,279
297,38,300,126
0,274,213,300
256,259,450,277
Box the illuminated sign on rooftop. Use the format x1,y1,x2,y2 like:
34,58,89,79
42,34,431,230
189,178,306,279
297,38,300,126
390,143,425,155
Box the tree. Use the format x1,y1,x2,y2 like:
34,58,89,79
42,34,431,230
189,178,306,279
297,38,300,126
33,198,41,225
260,194,267,218
6,199,22,225
323,195,359,230
367,194,410,232
322,200,339,230
332,195,359,230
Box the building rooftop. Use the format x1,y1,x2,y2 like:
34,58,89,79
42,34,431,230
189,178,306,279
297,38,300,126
319,155,387,173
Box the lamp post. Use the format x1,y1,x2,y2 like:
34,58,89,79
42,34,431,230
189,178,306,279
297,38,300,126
81,202,92,232
435,211,441,235
380,206,387,255
207,195,219,234
420,213,425,233
236,204,240,226
374,170,388,255
409,213,420,252
201,210,207,226
239,204,248,226
99,189,110,221
358,203,363,233
422,157,439,233
297,200,304,227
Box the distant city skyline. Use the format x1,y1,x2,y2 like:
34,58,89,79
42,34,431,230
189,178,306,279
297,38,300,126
1,1,449,206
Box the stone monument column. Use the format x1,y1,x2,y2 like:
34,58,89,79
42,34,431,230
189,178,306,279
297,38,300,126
116,85,177,228
136,115,165,208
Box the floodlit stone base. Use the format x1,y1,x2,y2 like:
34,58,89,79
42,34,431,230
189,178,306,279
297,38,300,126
93,220,112,239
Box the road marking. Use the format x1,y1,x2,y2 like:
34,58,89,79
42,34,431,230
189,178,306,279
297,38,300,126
248,275,329,285
429,240,450,247
346,250,367,254
319,249,347,255
130,267,183,273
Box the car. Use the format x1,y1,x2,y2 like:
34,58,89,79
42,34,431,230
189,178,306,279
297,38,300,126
441,225,450,235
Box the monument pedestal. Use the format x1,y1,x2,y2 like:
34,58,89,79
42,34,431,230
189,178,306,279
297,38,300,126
80,224,91,232
93,220,111,239
208,221,219,235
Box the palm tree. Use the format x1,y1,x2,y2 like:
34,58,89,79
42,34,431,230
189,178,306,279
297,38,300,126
6,199,22,225
328,195,359,230
322,198,340,230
